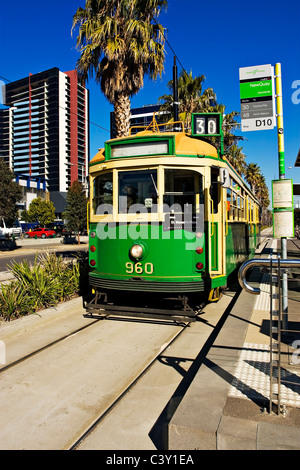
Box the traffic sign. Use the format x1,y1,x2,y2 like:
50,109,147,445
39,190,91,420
239,64,275,132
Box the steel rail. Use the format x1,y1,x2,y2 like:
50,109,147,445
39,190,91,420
0,317,101,373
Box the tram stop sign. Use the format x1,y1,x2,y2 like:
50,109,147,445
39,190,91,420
239,64,275,132
272,179,294,238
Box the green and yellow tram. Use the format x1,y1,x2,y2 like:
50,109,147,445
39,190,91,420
85,113,260,321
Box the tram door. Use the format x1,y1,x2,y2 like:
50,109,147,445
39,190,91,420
209,167,225,275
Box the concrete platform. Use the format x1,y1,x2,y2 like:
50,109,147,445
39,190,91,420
168,236,300,450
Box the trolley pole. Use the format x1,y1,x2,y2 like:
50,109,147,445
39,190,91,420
173,56,180,131
275,62,288,329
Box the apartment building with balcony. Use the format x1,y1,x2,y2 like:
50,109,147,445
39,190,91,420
0,67,89,214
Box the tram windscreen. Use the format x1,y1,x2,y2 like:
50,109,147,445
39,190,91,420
163,169,203,213
118,169,158,213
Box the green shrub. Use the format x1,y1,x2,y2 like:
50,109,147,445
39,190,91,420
0,252,84,322
0,281,34,320
38,252,80,301
9,257,59,310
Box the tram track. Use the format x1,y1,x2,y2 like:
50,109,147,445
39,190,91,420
0,301,191,450
69,288,241,450
0,316,101,373
69,320,189,450
0,275,243,450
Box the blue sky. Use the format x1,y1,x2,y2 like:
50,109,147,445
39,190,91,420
1,0,300,203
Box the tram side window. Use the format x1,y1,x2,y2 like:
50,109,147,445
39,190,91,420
237,195,244,220
226,188,232,219
240,191,245,219
93,172,113,214
163,169,203,213
232,192,238,220
118,169,158,213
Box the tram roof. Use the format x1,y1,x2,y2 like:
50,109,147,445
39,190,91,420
90,131,219,165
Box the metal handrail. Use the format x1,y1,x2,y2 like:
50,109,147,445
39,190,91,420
238,255,300,415
238,258,300,294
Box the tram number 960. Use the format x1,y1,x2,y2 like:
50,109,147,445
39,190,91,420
125,262,154,274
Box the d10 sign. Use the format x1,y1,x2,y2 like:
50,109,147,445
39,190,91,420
239,64,275,132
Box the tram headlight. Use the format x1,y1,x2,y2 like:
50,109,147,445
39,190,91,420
130,244,144,259
90,231,96,238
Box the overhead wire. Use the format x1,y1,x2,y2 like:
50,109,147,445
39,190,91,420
0,21,188,132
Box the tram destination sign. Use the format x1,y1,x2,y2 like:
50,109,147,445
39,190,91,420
191,113,222,137
239,64,275,132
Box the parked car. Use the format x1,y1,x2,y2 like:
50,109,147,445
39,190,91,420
24,227,56,239
48,223,72,238
0,218,22,239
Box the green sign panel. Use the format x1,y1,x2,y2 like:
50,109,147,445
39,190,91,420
240,79,273,100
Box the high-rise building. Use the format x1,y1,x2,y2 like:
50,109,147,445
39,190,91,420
0,67,89,214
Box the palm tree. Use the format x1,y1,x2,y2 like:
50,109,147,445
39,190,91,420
245,163,261,194
226,144,247,176
252,173,270,225
72,0,167,137
217,106,244,151
256,174,270,208
159,70,217,130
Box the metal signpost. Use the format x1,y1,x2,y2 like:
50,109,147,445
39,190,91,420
273,63,290,328
239,62,290,328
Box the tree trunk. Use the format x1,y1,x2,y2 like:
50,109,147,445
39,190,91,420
114,94,131,137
